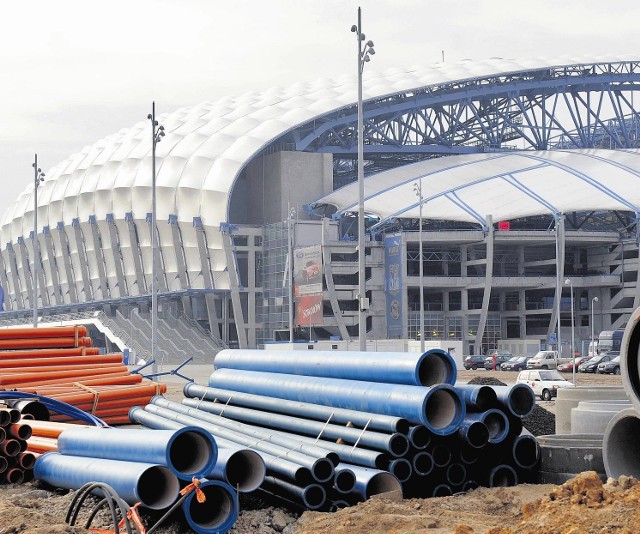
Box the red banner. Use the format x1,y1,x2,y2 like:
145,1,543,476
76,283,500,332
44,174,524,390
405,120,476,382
296,295,323,326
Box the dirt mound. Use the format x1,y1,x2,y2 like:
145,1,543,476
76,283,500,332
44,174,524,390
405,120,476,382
467,377,507,386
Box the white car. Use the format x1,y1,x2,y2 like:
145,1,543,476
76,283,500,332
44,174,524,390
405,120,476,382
516,369,574,401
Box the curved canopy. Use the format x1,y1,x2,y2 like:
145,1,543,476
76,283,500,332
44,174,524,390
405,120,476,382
313,149,640,229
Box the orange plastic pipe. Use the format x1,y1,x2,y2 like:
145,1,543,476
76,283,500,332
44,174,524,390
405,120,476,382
2,371,136,389
20,420,91,438
49,383,167,402
0,347,101,359
0,363,126,375
26,436,58,453
0,337,92,349
0,325,88,339
0,355,123,368
0,366,129,385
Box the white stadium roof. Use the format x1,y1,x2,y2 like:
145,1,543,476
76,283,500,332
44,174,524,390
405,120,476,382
313,149,640,228
2,55,640,245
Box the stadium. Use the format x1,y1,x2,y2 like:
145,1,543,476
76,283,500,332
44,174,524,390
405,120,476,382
2,55,640,360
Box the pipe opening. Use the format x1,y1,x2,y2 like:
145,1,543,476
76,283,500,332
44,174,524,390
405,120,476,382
395,419,411,435
187,483,234,528
295,467,314,486
604,413,640,477
622,321,640,406
18,453,36,470
484,411,508,443
169,430,215,477
462,480,479,491
473,387,498,411
311,458,334,483
432,484,452,497
431,444,452,467
0,456,7,473
12,401,49,421
10,425,31,440
2,439,20,457
137,466,180,510
424,389,459,433
412,451,434,476
489,465,518,487
328,500,350,512
389,458,412,482
302,484,326,510
408,425,431,449
513,435,539,469
6,468,24,484
446,463,466,486
465,421,489,449
508,385,535,417
507,415,523,438
7,409,20,424
458,444,478,465
365,472,402,499
225,450,265,492
389,434,410,457
0,410,12,427
418,351,452,386
334,469,356,494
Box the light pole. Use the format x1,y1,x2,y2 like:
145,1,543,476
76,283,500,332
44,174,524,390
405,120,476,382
31,155,45,328
287,205,296,343
565,278,576,384
413,179,424,351
351,7,375,351
147,102,165,377
591,296,599,357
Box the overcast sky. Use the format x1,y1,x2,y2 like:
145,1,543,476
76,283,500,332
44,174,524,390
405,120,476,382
1,0,639,219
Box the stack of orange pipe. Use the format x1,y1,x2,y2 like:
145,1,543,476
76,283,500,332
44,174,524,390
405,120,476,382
24,420,92,454
0,406,38,484
0,326,166,425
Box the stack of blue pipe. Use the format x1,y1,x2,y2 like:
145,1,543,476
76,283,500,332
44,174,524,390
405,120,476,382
33,426,240,533
131,348,540,512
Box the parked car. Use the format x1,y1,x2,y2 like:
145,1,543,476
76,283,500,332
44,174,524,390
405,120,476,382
483,349,513,370
526,350,571,370
578,354,614,373
516,369,574,401
557,356,589,373
501,356,531,372
463,355,486,370
597,355,621,375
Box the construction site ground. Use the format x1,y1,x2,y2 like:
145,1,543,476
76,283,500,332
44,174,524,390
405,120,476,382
0,369,633,534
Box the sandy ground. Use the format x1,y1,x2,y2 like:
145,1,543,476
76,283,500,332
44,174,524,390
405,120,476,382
0,369,627,533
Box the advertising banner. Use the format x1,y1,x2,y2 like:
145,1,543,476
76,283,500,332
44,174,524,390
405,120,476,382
385,235,403,338
0,285,4,312
294,245,323,326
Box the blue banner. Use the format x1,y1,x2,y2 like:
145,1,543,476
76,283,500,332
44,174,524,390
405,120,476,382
385,235,403,338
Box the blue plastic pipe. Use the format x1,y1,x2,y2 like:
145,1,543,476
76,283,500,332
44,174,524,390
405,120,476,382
213,348,456,386
34,452,179,509
182,479,238,534
180,397,409,457
207,368,465,434
454,385,498,412
490,384,536,417
456,419,489,449
184,382,409,434
464,409,509,444
337,463,402,502
57,426,217,481
129,406,314,486
511,434,540,470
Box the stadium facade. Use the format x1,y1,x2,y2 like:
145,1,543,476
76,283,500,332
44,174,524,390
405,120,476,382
2,56,640,358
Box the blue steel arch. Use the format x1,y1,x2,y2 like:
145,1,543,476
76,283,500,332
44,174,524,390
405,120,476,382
268,60,640,187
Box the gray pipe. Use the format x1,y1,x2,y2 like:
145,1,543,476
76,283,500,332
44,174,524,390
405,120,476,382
172,398,342,464
388,458,412,483
336,463,402,501
445,462,466,486
184,383,409,434
407,425,431,450
182,479,238,534
465,409,509,444
454,385,498,412
456,420,489,449
333,467,357,494
432,484,452,497
210,447,265,493
261,476,326,510
129,407,314,486
511,434,540,470
429,442,452,468
143,403,334,484
490,384,535,417
265,427,389,469
488,464,518,487
181,396,409,457
207,368,465,434
34,452,179,509
411,451,434,477
620,306,640,413
212,347,456,387
603,407,640,478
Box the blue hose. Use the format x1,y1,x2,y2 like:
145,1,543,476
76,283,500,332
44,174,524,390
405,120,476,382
0,391,106,426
